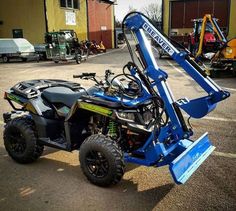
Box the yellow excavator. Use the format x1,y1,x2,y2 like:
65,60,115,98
189,14,236,76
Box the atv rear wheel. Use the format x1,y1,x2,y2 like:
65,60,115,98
4,117,44,164
79,134,124,187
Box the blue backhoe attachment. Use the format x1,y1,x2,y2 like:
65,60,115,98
119,12,229,184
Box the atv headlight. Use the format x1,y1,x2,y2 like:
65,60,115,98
117,112,135,121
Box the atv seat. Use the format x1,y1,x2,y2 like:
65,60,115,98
42,87,87,107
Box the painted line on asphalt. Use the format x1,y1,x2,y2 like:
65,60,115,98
221,87,236,92
167,60,236,122
213,151,236,159
183,114,236,123
120,43,127,49
201,116,236,122
166,60,187,76
166,60,193,80
166,60,236,91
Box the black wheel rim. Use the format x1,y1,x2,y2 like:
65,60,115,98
85,150,109,178
7,128,26,154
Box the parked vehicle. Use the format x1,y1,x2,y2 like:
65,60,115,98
34,44,47,60
3,12,229,187
89,40,106,54
45,30,88,64
188,14,236,76
0,38,39,62
81,40,106,55
188,15,223,56
79,40,91,56
116,28,125,45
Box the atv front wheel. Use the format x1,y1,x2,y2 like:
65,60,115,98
79,134,124,187
4,117,44,164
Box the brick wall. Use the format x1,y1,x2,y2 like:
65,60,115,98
87,0,114,48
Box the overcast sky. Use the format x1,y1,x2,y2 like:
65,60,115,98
114,0,161,21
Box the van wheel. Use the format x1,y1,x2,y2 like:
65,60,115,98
21,58,27,62
3,55,9,63
75,54,81,64
4,117,44,164
79,134,124,187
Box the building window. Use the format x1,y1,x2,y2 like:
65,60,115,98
73,0,80,9
60,0,66,7
12,29,23,38
60,0,80,9
67,0,72,8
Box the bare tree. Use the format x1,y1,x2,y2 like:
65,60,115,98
115,18,122,27
128,5,136,13
142,2,162,22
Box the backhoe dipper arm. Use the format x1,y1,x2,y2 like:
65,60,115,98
124,13,230,121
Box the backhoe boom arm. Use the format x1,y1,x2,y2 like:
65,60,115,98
124,14,230,119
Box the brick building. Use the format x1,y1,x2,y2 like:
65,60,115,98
87,0,115,48
0,0,115,48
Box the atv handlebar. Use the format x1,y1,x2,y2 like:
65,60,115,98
73,73,96,79
73,72,100,84
73,70,117,87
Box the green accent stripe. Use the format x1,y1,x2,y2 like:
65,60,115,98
6,93,22,104
79,102,113,117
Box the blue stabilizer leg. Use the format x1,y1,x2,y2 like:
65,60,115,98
169,133,215,184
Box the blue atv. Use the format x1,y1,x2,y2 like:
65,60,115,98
3,12,229,187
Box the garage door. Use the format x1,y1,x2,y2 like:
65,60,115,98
170,0,230,29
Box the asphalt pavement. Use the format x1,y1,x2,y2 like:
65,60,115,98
0,45,235,211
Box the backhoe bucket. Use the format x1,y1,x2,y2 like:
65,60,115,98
169,133,215,184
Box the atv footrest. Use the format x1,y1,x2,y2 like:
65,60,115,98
38,138,68,151
169,132,215,184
